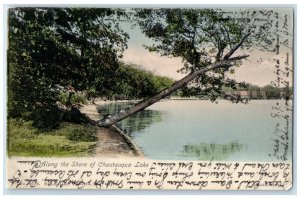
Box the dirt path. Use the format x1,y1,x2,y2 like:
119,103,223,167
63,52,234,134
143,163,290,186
80,102,143,158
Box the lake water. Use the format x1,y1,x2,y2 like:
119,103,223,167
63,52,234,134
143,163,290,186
98,100,293,161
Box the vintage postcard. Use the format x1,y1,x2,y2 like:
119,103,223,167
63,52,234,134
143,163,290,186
6,7,293,190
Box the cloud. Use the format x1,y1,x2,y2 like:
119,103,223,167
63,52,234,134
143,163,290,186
122,47,185,80
232,50,293,86
122,47,293,87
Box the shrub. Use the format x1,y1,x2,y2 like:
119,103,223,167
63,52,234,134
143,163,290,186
66,126,97,142
31,105,63,130
58,91,87,106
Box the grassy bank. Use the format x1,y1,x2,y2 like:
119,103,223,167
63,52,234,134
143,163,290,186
7,118,98,157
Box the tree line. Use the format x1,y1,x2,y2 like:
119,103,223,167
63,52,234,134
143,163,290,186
173,84,293,100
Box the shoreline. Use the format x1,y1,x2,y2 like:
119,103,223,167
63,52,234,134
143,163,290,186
80,101,144,158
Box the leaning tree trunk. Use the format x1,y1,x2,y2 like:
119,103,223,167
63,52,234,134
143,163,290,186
98,57,247,127
97,33,251,127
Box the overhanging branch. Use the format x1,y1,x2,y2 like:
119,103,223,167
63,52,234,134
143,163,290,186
223,32,251,60
227,54,249,61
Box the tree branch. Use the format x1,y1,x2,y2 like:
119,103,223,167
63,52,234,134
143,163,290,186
223,32,251,60
227,54,249,61
219,20,233,49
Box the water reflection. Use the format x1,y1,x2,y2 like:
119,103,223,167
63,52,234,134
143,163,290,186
98,102,163,137
181,141,244,160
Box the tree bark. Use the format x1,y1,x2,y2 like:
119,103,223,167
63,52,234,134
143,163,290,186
98,56,248,127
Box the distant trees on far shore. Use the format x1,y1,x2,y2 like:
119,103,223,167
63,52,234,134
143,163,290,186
172,84,293,100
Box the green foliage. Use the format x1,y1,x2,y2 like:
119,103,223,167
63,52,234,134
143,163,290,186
9,135,96,157
58,91,86,106
173,83,293,100
31,104,63,129
66,126,97,142
7,118,97,157
108,63,174,100
153,75,174,92
8,8,128,127
86,86,98,100
137,9,243,65
262,85,281,99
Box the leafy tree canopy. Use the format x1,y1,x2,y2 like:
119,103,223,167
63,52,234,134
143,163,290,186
8,8,129,127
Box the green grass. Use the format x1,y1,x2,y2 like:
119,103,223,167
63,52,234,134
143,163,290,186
7,118,98,157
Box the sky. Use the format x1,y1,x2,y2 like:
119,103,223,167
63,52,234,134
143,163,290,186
120,8,294,87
